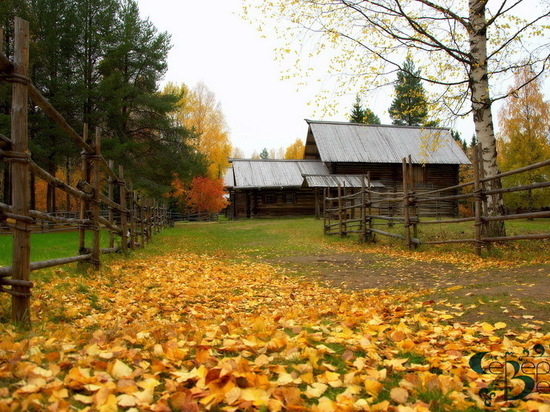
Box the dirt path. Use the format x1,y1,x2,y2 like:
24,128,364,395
270,252,550,332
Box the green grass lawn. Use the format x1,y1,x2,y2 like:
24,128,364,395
0,230,112,266
1,217,549,267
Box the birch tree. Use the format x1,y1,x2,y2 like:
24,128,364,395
244,0,550,235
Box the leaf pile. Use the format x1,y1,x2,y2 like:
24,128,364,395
0,253,549,411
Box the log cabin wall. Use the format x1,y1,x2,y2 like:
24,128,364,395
329,163,460,217
329,163,458,191
231,188,317,218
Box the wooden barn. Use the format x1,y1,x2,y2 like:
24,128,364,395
227,159,327,218
226,120,470,218
304,120,470,216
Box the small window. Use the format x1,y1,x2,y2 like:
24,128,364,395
264,194,276,204
285,194,296,204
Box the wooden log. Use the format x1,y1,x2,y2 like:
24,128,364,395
0,277,33,287
98,215,121,235
29,209,90,226
91,129,101,270
138,193,145,247
481,158,550,183
10,17,31,324
101,247,120,254
338,184,345,237
402,158,411,249
0,133,11,150
129,189,136,250
422,239,478,245
483,233,550,242
419,216,476,225
484,210,550,222
367,173,374,240
473,145,483,256
79,125,90,255
119,165,128,253
323,188,328,235
369,228,407,241
408,155,418,249
482,181,550,197
108,160,115,249
0,255,92,277
29,159,91,201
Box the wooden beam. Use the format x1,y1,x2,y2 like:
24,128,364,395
10,17,31,325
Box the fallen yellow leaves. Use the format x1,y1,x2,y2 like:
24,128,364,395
0,252,548,411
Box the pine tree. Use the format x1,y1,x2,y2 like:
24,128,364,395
349,94,380,124
388,57,428,126
349,95,365,123
363,108,380,125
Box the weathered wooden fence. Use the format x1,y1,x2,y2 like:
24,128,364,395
324,146,550,255
0,18,169,324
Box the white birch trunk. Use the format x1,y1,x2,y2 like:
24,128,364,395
468,0,506,236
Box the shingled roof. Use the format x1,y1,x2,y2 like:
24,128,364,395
304,120,470,165
229,159,330,189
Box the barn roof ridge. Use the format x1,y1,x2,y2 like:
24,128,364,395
305,119,451,131
229,158,321,163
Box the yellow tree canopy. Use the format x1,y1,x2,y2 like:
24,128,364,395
284,139,305,159
498,67,550,210
164,82,232,179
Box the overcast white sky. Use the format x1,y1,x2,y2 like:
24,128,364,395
136,0,544,157
135,0,327,157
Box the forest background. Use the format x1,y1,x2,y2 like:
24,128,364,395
0,0,548,215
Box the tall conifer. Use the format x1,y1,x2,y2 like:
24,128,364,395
388,57,428,126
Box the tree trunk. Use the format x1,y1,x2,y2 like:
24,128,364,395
468,0,506,237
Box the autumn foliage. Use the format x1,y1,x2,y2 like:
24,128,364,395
0,248,548,411
170,175,228,214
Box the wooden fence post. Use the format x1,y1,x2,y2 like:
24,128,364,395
338,184,345,237
323,188,328,235
108,160,115,249
408,155,418,249
147,199,152,242
129,187,136,249
91,129,101,270
360,175,367,243
119,165,128,253
10,17,31,324
78,124,89,258
367,172,373,241
139,193,145,247
473,145,483,256
402,158,412,249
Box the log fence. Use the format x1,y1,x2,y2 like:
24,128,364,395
324,147,550,254
0,18,169,324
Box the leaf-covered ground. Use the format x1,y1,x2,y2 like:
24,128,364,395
1,250,549,411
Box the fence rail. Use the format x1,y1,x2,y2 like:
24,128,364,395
0,18,169,324
324,147,550,255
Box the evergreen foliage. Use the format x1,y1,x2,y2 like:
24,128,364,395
349,94,380,124
388,57,428,126
0,0,206,201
